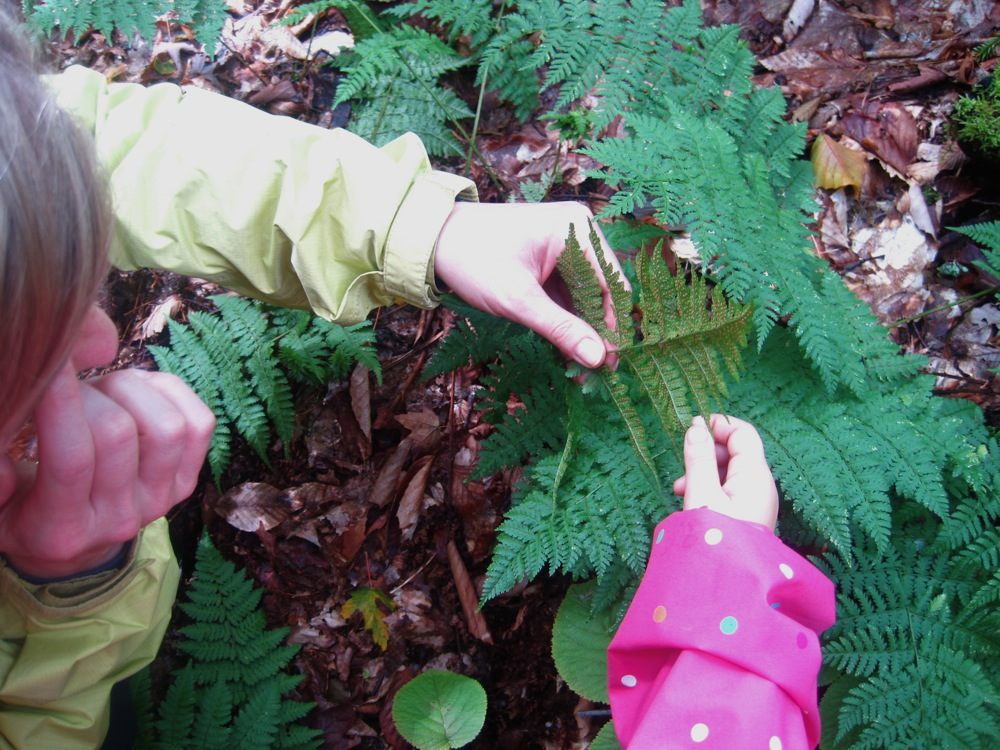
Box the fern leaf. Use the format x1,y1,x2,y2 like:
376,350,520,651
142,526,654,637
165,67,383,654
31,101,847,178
333,25,473,155
955,220,1000,279
818,538,1000,749
189,681,233,750
152,665,197,750
230,684,282,750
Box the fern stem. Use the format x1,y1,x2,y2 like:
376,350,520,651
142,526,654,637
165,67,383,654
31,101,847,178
463,0,511,177
893,286,997,326
464,65,490,177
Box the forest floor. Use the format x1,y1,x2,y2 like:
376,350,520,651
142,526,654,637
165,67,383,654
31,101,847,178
52,1,1000,748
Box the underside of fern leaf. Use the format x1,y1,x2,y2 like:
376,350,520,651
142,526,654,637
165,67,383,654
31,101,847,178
557,222,751,443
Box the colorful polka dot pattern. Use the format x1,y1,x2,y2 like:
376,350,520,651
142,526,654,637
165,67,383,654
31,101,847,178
607,508,837,750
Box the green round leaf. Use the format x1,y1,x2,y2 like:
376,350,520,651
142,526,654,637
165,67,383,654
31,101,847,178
391,670,487,750
551,582,616,702
591,721,623,750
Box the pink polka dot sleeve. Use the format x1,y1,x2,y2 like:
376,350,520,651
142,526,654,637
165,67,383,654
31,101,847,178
607,508,836,749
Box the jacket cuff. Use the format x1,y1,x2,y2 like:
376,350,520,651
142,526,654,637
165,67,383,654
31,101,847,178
0,524,158,616
382,170,477,308
608,508,836,749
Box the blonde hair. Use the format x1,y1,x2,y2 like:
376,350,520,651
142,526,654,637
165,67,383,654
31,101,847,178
0,12,111,440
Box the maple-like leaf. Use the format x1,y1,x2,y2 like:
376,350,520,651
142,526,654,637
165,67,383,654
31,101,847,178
341,586,396,650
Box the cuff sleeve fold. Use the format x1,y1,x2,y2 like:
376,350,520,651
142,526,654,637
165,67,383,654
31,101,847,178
607,508,836,750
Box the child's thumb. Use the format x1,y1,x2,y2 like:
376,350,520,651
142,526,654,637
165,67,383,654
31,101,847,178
682,417,723,509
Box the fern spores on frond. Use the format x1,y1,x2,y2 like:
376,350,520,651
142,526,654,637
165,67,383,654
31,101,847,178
473,224,749,599
558,222,751,444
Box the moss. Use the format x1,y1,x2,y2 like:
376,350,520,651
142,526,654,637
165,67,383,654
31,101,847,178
953,74,1000,158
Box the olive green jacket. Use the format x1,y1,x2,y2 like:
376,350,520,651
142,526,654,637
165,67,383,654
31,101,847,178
0,66,475,748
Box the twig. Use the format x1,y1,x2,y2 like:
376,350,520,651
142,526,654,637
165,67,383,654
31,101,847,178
390,552,438,594
893,287,998,326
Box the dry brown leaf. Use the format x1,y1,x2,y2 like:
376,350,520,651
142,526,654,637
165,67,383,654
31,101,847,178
350,364,373,447
395,408,440,450
132,294,180,342
369,438,412,508
447,540,494,645
841,101,918,176
211,482,288,532
812,133,867,191
396,456,433,541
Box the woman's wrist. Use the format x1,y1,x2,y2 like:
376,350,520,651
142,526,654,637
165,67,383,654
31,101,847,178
5,541,131,583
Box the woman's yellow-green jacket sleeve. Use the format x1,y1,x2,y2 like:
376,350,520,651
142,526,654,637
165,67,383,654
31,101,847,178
48,65,478,323
0,518,178,748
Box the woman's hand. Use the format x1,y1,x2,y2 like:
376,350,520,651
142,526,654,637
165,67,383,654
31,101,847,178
0,362,215,579
434,201,626,369
674,414,779,530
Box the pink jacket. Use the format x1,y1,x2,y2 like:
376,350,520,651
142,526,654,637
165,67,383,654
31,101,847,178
608,508,836,749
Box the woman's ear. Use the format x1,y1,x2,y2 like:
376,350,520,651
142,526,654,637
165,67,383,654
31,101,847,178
70,305,119,372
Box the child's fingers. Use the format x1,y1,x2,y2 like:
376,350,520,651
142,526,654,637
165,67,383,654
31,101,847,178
717,418,773,493
681,416,725,509
673,441,729,496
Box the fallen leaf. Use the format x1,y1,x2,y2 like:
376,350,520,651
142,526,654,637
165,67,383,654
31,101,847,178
341,586,396,651
396,456,433,541
447,540,494,645
369,438,412,507
211,482,288,532
812,133,867,191
350,364,373,446
841,100,918,176
395,408,441,450
132,294,180,342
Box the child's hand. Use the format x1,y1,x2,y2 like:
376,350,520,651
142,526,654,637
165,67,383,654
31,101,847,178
434,201,625,369
0,362,215,579
674,415,778,530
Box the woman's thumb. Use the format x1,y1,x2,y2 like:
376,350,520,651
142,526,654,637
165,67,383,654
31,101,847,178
515,292,607,368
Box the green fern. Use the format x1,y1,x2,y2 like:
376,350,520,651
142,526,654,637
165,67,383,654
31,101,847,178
818,517,1000,750
954,220,1000,281
473,225,744,599
149,295,380,485
22,0,227,49
332,23,474,156
134,533,321,750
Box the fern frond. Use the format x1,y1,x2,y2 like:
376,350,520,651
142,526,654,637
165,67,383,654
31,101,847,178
729,331,963,552
152,665,197,749
333,25,473,155
955,220,1000,280
818,537,1000,749
23,0,225,48
153,298,378,481
481,405,678,602
189,681,234,750
136,533,321,750
386,0,495,47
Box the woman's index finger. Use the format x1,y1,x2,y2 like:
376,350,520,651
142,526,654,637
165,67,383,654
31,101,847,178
32,361,96,498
